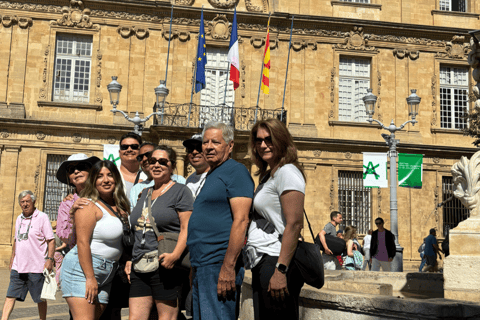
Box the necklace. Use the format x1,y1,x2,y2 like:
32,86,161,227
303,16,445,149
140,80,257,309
152,180,173,199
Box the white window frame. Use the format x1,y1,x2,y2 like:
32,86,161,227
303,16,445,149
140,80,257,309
52,33,93,104
439,0,466,11
338,57,371,122
440,66,469,130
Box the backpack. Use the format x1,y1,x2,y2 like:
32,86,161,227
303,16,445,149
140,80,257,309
418,242,425,253
344,243,364,270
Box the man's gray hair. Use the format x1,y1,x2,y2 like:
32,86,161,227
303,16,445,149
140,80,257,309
202,121,234,143
18,190,36,204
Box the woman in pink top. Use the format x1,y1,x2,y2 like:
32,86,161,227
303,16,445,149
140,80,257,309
56,154,101,250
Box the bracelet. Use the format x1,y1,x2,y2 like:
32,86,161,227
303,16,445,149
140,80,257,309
45,257,54,261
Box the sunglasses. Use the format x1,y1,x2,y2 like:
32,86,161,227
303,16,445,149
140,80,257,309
120,144,140,151
148,157,170,166
136,151,153,162
375,222,383,225
66,162,91,174
255,136,273,146
187,146,202,154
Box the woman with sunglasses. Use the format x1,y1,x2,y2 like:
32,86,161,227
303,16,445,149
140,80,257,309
61,160,130,320
244,119,306,320
125,145,194,320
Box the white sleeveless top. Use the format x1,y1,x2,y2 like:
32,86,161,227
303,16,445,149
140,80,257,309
90,202,123,261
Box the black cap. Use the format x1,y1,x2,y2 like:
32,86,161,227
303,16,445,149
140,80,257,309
183,133,202,150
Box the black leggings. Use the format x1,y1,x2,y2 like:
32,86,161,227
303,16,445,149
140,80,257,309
252,254,304,320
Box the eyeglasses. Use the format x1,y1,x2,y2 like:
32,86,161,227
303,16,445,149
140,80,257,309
66,162,91,174
148,157,170,166
136,151,152,162
120,144,140,151
255,136,273,146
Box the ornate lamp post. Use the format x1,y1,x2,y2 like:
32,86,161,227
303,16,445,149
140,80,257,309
154,80,169,125
108,76,167,136
363,88,421,272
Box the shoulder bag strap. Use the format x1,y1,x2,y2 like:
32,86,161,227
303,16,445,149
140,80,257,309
303,209,316,242
146,188,161,239
134,171,141,185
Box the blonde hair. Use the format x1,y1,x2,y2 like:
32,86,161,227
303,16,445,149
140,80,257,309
80,160,130,216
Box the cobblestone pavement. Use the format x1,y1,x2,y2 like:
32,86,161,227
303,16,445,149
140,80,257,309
0,269,129,319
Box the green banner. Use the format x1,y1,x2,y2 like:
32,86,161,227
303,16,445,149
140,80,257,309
398,153,423,188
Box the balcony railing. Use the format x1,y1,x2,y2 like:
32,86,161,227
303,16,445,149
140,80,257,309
154,103,286,131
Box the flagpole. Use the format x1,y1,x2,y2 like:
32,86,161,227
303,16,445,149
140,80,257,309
161,4,174,125
255,13,271,123
188,5,204,128
281,15,294,122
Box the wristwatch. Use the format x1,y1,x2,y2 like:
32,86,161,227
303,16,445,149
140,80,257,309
45,257,54,262
275,262,288,274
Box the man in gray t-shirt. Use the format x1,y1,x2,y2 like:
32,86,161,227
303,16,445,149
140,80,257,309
318,211,343,270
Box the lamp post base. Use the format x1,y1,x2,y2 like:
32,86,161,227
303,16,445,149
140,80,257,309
391,245,404,272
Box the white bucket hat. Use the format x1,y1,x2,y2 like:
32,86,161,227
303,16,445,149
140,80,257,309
56,153,101,186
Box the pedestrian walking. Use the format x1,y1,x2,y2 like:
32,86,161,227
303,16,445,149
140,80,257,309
318,211,343,270
422,228,443,273
1,191,55,320
362,229,372,271
370,218,396,272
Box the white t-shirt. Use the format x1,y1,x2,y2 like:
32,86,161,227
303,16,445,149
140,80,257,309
186,171,208,199
363,234,372,249
245,164,305,266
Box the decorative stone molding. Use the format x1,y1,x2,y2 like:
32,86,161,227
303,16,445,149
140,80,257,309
50,1,99,30
431,73,437,127
329,67,336,119
292,41,306,51
0,129,9,138
95,50,102,104
35,131,46,140
377,71,382,122
1,15,32,28
207,0,239,9
435,35,469,59
107,136,116,144
240,62,246,98
39,45,50,101
345,152,352,159
250,37,265,49
207,15,231,40
393,48,419,60
329,177,335,212
175,0,195,5
268,39,278,50
118,26,150,39
313,150,322,157
433,157,440,164
365,33,446,47
72,133,82,143
377,188,382,216
34,165,41,197
451,152,480,217
335,26,377,52
245,0,266,12
162,29,178,40
178,31,190,42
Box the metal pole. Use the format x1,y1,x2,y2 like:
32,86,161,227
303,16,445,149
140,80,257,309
388,131,403,272
188,22,201,128
161,4,174,125
255,13,271,123
281,15,294,122
223,63,230,107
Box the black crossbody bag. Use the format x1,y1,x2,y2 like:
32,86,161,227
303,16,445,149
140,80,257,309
98,198,134,251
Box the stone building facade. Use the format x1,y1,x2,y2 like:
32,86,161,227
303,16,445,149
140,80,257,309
0,0,478,268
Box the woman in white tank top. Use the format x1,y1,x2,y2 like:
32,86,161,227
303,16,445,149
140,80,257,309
61,160,130,320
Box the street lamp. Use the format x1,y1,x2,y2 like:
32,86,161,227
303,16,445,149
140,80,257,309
107,76,164,136
362,88,421,272
154,80,169,125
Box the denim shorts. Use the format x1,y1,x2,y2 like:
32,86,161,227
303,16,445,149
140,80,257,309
60,246,117,304
6,270,45,303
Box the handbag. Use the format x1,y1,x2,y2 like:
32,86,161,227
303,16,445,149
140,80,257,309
40,269,57,301
133,250,159,273
315,234,346,256
98,198,134,250
146,189,191,270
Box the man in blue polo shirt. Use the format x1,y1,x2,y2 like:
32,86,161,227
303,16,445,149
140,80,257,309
187,121,254,320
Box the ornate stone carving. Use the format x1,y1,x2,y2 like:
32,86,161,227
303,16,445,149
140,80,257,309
117,26,150,39
313,150,322,157
36,131,46,140
268,38,278,50
17,16,32,28
366,33,446,47
50,1,98,30
1,15,31,28
178,31,190,42
162,30,178,40
377,188,382,216
207,0,239,9
329,67,336,119
207,15,231,40
393,48,419,60
433,157,440,164
431,73,437,127
451,151,480,216
436,35,469,60
117,26,134,38
1,15,17,27
175,0,195,5
107,136,116,144
345,152,352,159
39,45,50,100
34,165,41,197
250,37,265,49
72,133,82,143
292,41,306,51
241,62,246,99
335,26,377,52
329,177,335,212
377,71,382,122
245,0,265,12
0,129,9,138
95,50,102,104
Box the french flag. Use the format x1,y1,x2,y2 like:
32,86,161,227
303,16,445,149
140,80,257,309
227,8,239,90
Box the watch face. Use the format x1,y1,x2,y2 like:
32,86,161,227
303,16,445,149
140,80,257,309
277,263,287,273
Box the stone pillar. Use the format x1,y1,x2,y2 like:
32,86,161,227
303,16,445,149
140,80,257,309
444,151,480,302
176,150,186,178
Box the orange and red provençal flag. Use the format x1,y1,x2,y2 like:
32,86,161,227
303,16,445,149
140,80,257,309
261,26,270,94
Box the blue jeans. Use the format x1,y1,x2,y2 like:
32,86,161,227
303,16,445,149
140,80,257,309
419,252,426,272
191,264,244,320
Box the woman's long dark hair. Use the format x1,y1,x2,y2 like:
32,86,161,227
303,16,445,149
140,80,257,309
80,160,130,216
249,118,306,181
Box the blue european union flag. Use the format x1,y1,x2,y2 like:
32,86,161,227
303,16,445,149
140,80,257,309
195,9,207,93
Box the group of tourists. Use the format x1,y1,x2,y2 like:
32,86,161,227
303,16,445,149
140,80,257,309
1,118,308,320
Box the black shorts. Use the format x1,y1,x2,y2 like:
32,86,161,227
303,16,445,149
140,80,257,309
130,266,187,301
425,254,436,266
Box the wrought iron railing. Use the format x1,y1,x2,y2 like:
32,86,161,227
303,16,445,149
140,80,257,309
154,103,286,131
